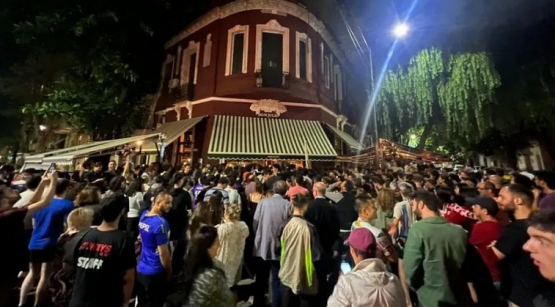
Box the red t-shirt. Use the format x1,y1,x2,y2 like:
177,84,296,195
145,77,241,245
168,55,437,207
469,220,503,281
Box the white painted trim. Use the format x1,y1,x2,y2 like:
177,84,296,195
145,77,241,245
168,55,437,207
203,34,212,67
295,32,312,82
334,64,343,101
330,56,334,84
173,96,343,119
175,47,182,76
324,55,330,88
255,20,290,73
225,25,249,76
320,42,324,74
164,0,348,68
180,41,200,85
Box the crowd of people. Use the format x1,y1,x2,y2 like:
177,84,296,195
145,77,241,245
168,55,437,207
0,157,554,307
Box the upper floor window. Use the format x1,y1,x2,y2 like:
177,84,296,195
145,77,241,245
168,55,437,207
324,55,330,88
255,20,290,88
226,25,249,76
296,32,312,82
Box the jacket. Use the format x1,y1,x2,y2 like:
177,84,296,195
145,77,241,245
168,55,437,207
304,197,340,254
403,216,473,307
327,258,405,307
253,194,292,261
335,192,358,231
183,266,233,307
278,216,321,295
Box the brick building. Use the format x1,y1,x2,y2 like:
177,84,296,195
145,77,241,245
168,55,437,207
146,0,365,166
27,0,366,169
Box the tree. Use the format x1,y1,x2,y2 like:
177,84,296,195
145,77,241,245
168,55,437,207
0,0,209,152
376,48,501,149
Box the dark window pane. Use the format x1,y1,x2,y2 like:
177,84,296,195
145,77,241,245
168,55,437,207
299,41,307,80
262,33,283,88
232,33,244,74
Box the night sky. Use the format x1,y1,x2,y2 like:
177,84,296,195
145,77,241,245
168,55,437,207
303,0,555,74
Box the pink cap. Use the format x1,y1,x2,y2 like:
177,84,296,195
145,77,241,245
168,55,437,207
344,228,377,253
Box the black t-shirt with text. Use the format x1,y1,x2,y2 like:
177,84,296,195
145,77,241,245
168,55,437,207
64,227,136,307
495,219,554,307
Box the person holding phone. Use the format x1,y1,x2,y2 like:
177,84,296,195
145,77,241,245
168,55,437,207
328,228,405,307
19,175,75,307
0,171,58,306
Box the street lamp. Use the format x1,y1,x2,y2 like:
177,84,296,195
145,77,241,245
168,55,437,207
39,125,48,131
410,134,417,140
393,23,409,38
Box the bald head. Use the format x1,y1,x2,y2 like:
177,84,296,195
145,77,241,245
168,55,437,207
313,182,326,196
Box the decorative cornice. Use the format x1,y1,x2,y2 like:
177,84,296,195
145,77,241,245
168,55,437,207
164,0,348,67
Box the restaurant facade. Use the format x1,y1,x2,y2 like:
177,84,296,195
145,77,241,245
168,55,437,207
28,0,365,169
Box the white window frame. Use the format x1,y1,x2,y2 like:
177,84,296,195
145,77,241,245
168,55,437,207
255,19,290,73
324,55,330,88
330,56,334,84
320,42,324,74
203,34,212,68
175,47,182,76
295,32,312,82
225,25,249,76
180,40,200,85
334,64,343,101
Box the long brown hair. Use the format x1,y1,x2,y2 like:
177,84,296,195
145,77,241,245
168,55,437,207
376,188,396,213
74,186,101,207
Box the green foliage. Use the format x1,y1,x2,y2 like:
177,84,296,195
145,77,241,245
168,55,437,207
377,48,501,146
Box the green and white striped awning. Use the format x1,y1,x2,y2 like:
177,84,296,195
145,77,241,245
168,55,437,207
324,123,363,151
141,116,205,153
208,115,337,161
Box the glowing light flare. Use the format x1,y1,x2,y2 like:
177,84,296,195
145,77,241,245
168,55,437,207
393,23,409,38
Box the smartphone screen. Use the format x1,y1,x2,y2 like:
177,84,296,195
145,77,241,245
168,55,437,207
340,261,352,274
46,163,57,174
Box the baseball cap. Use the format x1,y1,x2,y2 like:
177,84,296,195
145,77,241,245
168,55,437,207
344,228,377,253
468,196,499,216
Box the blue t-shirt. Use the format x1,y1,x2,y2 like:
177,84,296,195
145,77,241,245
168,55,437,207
137,211,170,275
29,198,74,250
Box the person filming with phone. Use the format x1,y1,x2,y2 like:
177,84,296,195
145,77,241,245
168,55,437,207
328,227,405,307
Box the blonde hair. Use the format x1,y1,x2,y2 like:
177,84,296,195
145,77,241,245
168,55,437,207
67,207,94,231
225,203,242,221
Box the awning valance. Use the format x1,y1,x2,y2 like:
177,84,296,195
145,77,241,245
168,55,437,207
142,116,205,153
42,133,160,165
324,123,363,151
208,116,337,161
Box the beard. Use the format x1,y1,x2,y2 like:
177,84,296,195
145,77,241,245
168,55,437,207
414,208,423,221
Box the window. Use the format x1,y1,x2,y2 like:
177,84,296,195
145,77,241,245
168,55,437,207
320,42,324,74
324,55,330,88
180,41,200,85
255,20,290,74
231,33,245,74
226,25,249,76
295,32,312,82
203,34,212,67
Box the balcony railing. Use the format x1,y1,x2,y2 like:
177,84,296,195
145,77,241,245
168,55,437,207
256,69,290,89
177,82,195,101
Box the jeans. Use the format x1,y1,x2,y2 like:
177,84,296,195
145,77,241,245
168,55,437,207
253,259,281,307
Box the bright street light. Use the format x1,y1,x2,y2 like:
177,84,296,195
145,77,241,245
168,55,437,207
410,134,417,140
393,23,409,38
39,125,47,131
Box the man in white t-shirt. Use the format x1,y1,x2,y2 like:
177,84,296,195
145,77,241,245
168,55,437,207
351,195,398,264
389,183,415,238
